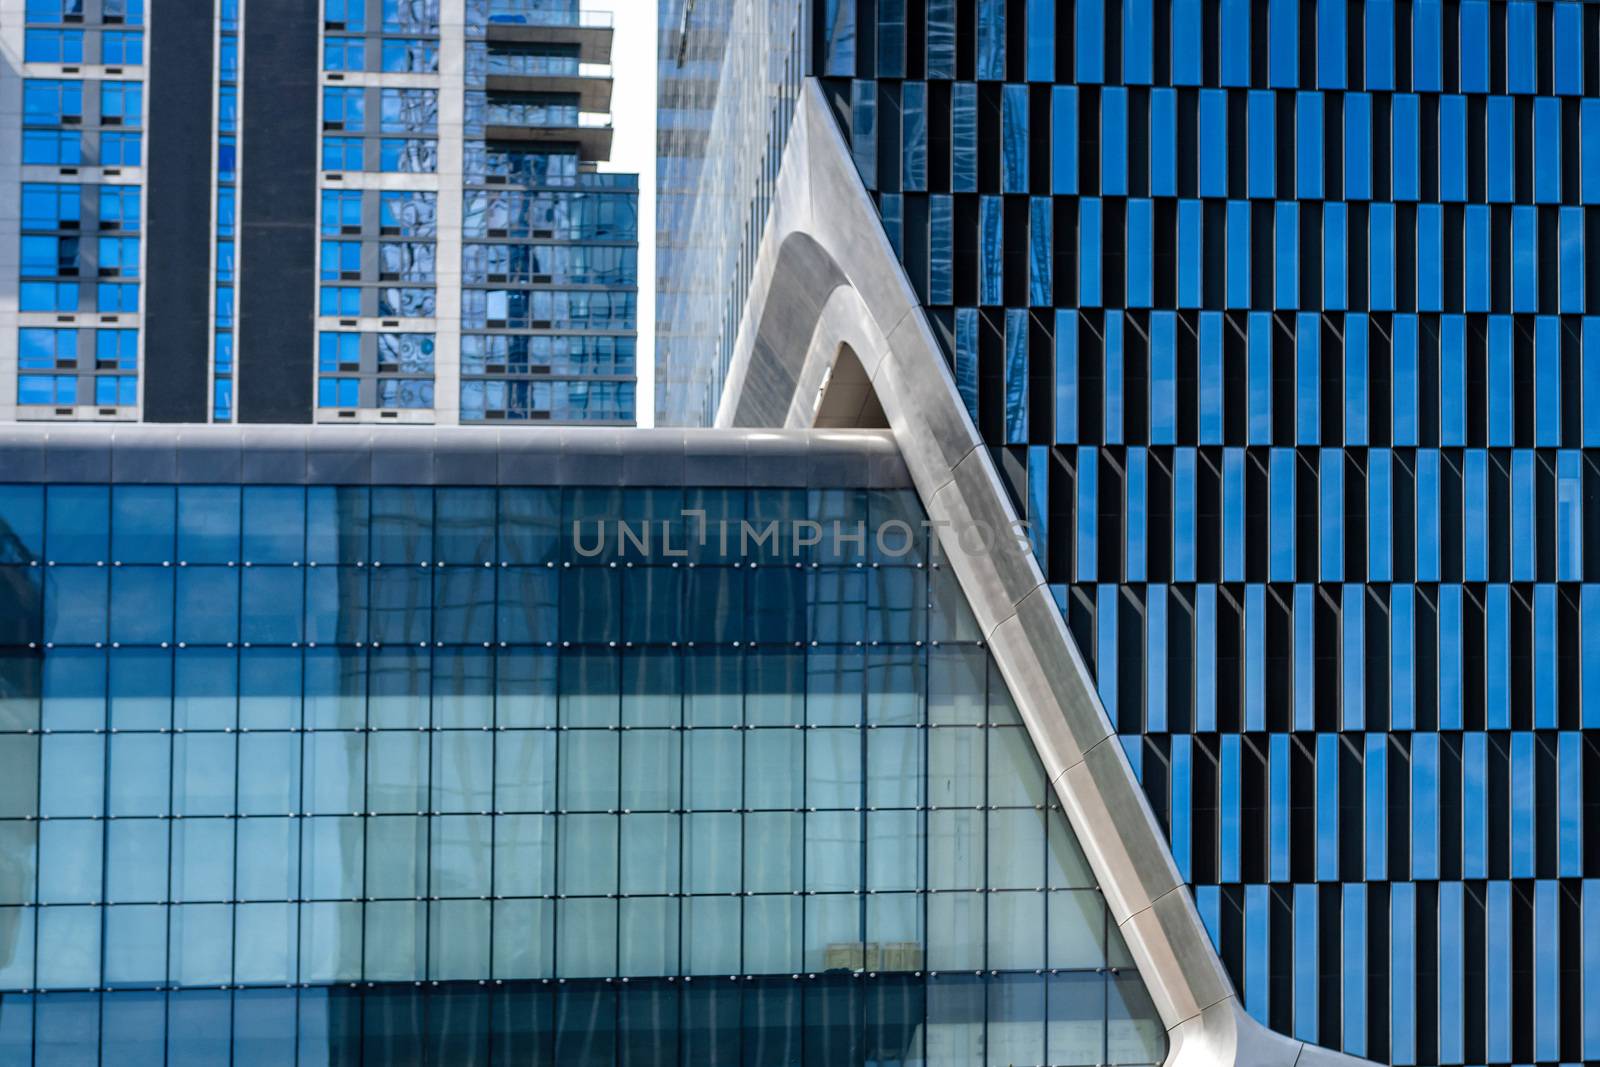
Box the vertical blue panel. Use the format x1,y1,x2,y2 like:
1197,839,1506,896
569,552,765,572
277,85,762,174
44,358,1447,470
1031,197,1053,306
1561,207,1586,314
1122,0,1151,85
1297,314,1320,446
1511,732,1535,877
1146,584,1165,729
1439,882,1464,1063
1002,85,1029,193
1293,884,1318,1043
1584,100,1600,204
1076,446,1097,583
1097,584,1118,717
1225,201,1250,308
1050,87,1077,194
1004,308,1029,445
1488,96,1515,202
1296,92,1323,198
1076,0,1104,83
1558,451,1583,581
1219,0,1250,85
1486,881,1512,1063
1389,584,1411,729
1390,883,1415,1065
1150,89,1175,197
1323,202,1346,309
1078,198,1101,307
1586,881,1600,1061
1171,0,1201,85
1510,450,1535,580
1414,449,1438,581
1275,202,1297,308
955,308,979,425
1318,450,1342,581
1269,449,1295,581
1344,314,1368,445
1199,91,1228,197
1344,92,1371,199
1054,310,1078,443
1462,732,1487,877
1316,733,1339,881
1245,585,1265,730
1199,313,1224,444
1220,735,1240,882
1026,0,1055,81
1342,884,1366,1056
1269,734,1290,881
1244,883,1269,1024
1177,200,1202,308
1411,733,1439,880
1268,0,1297,88
1170,735,1192,879
1125,198,1151,307
1534,881,1559,1062
1560,733,1584,877
1248,91,1276,199
1440,93,1465,199
1363,734,1386,880
1512,205,1539,312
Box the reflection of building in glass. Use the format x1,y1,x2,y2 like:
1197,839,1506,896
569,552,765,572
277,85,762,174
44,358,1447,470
0,0,635,425
0,425,1165,1062
654,0,806,426
657,3,1596,1066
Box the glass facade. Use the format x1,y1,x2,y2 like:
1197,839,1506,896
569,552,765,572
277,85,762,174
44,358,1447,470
747,1,1600,1064
0,471,1163,1062
15,0,146,418
655,0,806,426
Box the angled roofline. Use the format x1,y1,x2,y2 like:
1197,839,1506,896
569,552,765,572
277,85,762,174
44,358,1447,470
715,76,1371,1067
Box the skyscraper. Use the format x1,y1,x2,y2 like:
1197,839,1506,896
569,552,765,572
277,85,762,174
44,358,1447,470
1,0,637,426
658,2,1600,1065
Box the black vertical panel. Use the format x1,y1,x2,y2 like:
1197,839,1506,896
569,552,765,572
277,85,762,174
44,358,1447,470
238,0,318,423
142,4,214,422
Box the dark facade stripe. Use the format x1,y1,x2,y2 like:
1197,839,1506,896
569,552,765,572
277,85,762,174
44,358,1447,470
237,0,319,424
141,2,215,423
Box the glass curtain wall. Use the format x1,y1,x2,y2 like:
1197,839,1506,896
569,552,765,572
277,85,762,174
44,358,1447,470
0,481,1164,1064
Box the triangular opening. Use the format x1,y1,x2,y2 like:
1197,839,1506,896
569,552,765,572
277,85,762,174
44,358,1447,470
814,344,889,427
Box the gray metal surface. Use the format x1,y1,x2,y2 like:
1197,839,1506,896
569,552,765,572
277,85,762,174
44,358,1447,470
0,424,911,489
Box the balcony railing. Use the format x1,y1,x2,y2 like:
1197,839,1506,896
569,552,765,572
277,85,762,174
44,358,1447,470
485,3,611,28
485,54,611,79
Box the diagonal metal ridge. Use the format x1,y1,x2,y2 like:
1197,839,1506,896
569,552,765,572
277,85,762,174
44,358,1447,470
714,76,1376,1067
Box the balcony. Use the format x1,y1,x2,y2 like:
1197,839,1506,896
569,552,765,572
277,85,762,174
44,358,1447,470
484,56,613,111
484,106,613,162
484,8,612,64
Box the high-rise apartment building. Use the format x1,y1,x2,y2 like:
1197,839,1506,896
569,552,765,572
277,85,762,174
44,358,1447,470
658,2,1600,1065
0,0,637,426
